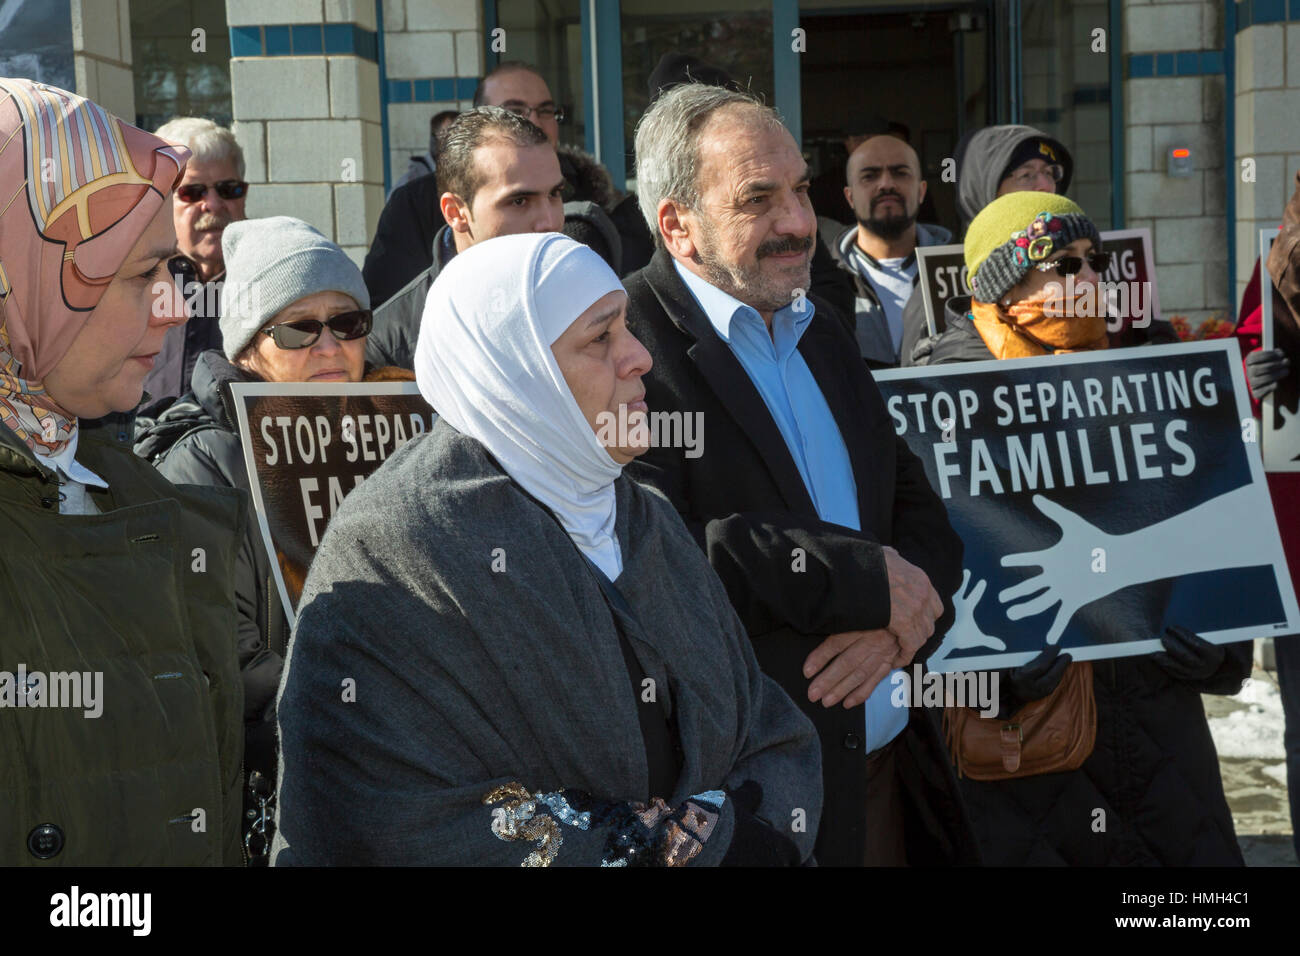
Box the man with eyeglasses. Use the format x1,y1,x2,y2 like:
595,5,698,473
901,125,1073,366
140,117,249,413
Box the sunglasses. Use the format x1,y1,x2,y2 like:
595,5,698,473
1007,163,1065,187
1035,252,1109,276
176,179,249,203
259,310,372,349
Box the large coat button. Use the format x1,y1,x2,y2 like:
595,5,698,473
28,823,64,859
842,733,861,751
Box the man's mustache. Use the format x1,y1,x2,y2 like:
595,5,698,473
873,191,905,208
756,235,813,259
193,212,231,232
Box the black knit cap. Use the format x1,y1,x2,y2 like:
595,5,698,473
998,135,1073,191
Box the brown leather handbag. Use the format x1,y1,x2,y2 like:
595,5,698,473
942,661,1097,780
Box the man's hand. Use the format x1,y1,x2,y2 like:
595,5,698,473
883,546,943,658
802,629,899,709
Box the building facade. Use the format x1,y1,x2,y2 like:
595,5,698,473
3,0,1297,325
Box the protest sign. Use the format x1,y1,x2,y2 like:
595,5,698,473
230,381,436,623
1259,227,1300,472
914,228,1160,342
872,340,1299,673
914,243,967,338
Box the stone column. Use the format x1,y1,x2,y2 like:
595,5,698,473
1234,6,1300,306
227,0,385,267
380,0,483,194
1123,0,1228,326
71,0,135,121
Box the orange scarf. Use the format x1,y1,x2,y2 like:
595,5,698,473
969,296,1109,360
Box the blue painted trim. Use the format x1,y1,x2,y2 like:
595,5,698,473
592,0,625,191
230,25,261,57
1126,51,1227,77
225,22,379,61
1226,0,1238,315
1008,0,1022,121
483,0,499,72
375,0,391,195
382,78,481,103
772,0,801,144
1109,0,1124,229
1235,0,1300,30
581,1,596,155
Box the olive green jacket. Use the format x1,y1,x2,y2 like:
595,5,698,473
0,419,246,865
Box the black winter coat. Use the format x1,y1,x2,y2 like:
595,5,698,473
135,350,289,783
924,301,1251,866
623,249,980,866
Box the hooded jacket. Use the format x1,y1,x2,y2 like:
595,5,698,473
954,124,1073,230
895,125,1073,366
825,221,953,368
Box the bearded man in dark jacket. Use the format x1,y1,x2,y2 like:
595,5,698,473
623,83,979,866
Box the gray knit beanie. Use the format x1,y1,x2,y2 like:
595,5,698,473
219,216,370,360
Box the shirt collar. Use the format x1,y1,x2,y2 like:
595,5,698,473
672,258,816,343
33,428,109,490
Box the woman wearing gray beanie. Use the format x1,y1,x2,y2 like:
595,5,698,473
135,215,384,863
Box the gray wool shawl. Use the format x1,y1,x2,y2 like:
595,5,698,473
270,419,821,865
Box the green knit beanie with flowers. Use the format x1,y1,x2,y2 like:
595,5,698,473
964,192,1101,304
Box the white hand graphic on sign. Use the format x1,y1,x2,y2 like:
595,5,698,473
946,569,1007,651
1267,401,1300,466
998,486,1266,645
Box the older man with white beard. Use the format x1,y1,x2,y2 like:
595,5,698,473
140,117,249,413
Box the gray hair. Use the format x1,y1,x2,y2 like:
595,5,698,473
634,84,784,247
154,116,246,179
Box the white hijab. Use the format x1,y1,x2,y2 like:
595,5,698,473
415,232,629,579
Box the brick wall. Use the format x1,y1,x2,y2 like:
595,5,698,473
226,0,386,268
1123,0,1228,327
381,0,483,196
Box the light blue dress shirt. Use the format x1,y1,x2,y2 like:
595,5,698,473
674,261,908,751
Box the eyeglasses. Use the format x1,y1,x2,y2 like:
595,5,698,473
500,102,566,125
1035,252,1109,276
176,179,249,203
1007,163,1065,188
259,310,372,349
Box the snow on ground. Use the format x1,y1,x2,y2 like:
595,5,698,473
1262,762,1290,787
1207,675,1287,760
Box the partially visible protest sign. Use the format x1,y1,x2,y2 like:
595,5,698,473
872,340,1298,673
914,228,1160,341
231,382,436,623
915,243,967,337
1259,227,1300,472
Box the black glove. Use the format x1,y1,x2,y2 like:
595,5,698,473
1151,625,1226,683
1246,347,1291,399
998,644,1073,718
720,780,802,867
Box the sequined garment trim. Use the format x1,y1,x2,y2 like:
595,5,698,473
483,782,725,868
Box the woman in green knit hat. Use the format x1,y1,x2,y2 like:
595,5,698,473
934,192,1252,866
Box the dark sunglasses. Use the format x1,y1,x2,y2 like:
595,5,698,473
176,179,249,203
1036,251,1109,277
260,310,372,349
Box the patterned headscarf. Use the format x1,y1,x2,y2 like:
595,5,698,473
0,78,189,456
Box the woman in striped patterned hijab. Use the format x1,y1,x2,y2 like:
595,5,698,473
0,77,189,476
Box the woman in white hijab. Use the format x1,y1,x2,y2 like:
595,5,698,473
272,233,821,866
